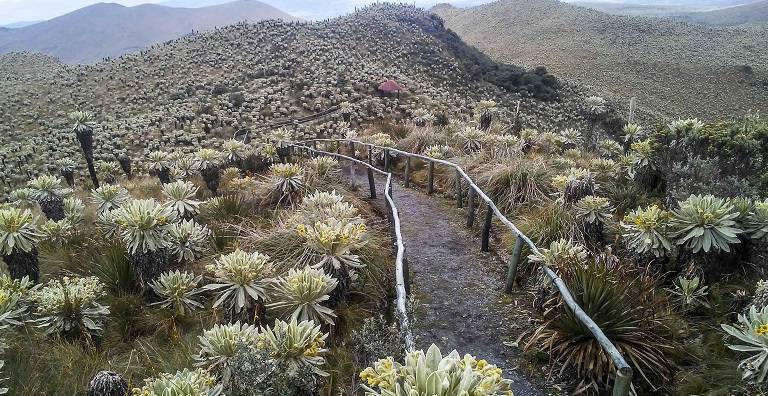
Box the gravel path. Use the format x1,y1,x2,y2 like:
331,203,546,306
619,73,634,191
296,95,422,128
347,164,548,395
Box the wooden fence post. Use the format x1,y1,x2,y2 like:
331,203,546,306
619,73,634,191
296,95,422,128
455,169,463,208
503,236,524,293
427,161,434,195
384,149,390,171
466,187,476,227
368,145,373,165
368,168,377,199
612,368,633,396
404,156,411,188
481,203,493,252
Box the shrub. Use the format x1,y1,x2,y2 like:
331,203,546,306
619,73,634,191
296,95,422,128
224,347,318,396
527,256,676,390
476,156,554,212
360,344,513,396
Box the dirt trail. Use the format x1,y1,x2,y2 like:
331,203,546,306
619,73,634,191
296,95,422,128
347,165,548,395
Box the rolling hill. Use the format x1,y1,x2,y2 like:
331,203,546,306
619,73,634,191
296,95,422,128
0,0,297,64
433,0,768,121
675,0,768,25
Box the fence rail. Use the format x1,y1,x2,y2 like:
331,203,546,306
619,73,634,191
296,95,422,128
291,138,634,395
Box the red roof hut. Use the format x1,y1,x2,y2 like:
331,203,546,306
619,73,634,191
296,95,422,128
377,80,405,97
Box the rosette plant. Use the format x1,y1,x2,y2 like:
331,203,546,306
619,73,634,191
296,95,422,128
670,194,742,253
69,110,99,188
746,199,768,242
56,157,77,187
112,199,177,286
63,197,84,227
39,219,73,246
195,148,222,193
28,174,69,221
269,266,338,325
360,344,513,396
268,163,306,208
147,151,172,184
195,321,260,370
8,188,35,209
91,184,129,214
133,369,223,396
621,205,674,258
722,305,768,383
259,318,329,376
162,180,201,219
475,100,497,131
222,139,246,168
166,220,210,263
528,239,588,268
204,249,274,323
422,145,452,160
575,195,614,240
0,274,32,330
306,156,340,182
457,127,486,153
97,161,120,184
149,270,204,317
297,218,367,304
0,207,41,282
30,276,110,340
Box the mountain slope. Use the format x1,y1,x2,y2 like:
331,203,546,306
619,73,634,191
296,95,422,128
0,0,297,64
0,4,596,189
676,0,768,25
433,0,768,120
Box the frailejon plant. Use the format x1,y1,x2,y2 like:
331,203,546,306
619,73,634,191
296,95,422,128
360,344,514,396
476,100,497,130
170,155,199,181
297,218,367,303
39,219,73,246
574,196,613,239
258,318,329,376
722,305,768,383
670,194,742,253
746,199,768,242
621,205,674,258
8,188,35,209
269,163,305,208
622,123,643,143
457,127,486,153
166,220,211,263
0,275,32,330
298,190,360,226
195,321,260,370
306,156,340,181
558,128,583,150
149,270,204,317
422,145,452,160
551,168,596,204
0,207,41,282
269,266,338,325
196,148,222,193
204,249,274,323
63,197,84,227
29,276,110,339
28,174,68,221
528,239,588,268
132,368,223,396
97,161,120,184
91,184,129,214
56,157,77,187
668,276,710,312
112,198,178,286
222,139,246,167
69,111,99,189
147,151,171,184
162,180,202,219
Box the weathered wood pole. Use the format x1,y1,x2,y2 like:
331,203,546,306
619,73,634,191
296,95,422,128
503,236,524,293
427,161,434,195
384,149,390,171
466,187,476,227
367,168,377,199
404,156,411,188
481,203,493,252
367,145,373,165
455,169,463,208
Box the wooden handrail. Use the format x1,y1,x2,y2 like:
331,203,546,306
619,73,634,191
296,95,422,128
293,138,633,395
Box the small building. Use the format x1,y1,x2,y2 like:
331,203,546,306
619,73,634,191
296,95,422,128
377,79,405,98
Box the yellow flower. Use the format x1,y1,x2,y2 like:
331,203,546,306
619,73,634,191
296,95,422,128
756,324,768,336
